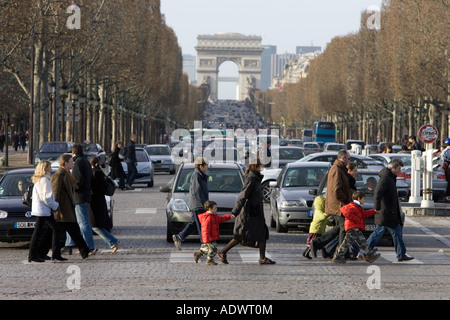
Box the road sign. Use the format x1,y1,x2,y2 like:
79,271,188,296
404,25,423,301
418,124,438,144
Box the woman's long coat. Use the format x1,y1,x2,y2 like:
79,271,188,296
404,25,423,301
231,170,268,243
51,168,76,223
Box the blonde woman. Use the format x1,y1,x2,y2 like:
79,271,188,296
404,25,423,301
28,160,63,263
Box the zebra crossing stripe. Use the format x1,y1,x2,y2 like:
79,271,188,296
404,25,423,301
135,208,157,214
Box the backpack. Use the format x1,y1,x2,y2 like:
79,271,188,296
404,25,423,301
22,184,34,207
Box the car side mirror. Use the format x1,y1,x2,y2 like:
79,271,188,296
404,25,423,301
309,189,318,196
160,185,171,193
269,181,277,188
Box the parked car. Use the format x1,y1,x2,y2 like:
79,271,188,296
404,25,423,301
160,162,244,242
309,169,407,244
302,142,321,155
34,141,74,165
121,148,154,187
144,144,176,174
323,142,346,152
273,146,306,168
269,162,330,232
82,143,107,167
0,168,114,243
297,151,385,171
368,153,447,201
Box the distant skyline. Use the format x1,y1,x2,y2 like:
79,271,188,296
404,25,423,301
161,0,383,99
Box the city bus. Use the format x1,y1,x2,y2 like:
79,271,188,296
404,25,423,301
301,128,313,142
313,121,335,143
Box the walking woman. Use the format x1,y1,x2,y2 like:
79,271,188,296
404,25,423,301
51,154,90,259
109,141,126,190
90,157,118,253
28,160,63,262
218,158,275,265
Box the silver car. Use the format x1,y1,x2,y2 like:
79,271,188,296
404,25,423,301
121,148,154,187
368,153,447,201
297,151,385,171
160,162,244,242
144,144,176,174
269,162,330,233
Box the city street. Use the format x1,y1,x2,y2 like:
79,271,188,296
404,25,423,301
0,172,450,303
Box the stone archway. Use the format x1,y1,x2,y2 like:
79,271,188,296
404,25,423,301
196,33,263,101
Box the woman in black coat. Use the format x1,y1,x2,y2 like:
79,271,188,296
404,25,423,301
89,157,118,253
109,141,126,190
218,158,275,265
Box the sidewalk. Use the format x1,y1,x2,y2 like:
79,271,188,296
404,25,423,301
0,148,34,176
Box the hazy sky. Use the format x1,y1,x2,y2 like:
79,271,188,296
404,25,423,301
161,0,383,98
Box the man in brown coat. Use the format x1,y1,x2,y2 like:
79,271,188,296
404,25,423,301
310,149,352,258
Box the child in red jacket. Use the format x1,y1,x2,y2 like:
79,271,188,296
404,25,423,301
333,191,381,264
195,201,233,265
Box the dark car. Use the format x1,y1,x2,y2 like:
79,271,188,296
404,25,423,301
160,162,244,242
273,146,306,168
82,143,107,167
34,141,74,165
309,169,407,245
0,168,114,243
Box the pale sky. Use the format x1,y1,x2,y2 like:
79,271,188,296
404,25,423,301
161,0,383,98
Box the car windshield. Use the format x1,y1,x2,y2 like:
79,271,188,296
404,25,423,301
39,143,69,153
136,150,149,162
282,167,328,187
175,168,243,193
203,149,240,163
83,144,98,152
0,173,33,197
145,146,170,155
278,148,305,160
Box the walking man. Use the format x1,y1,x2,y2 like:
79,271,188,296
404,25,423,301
367,159,414,262
66,144,96,254
310,149,352,258
125,134,138,190
172,157,209,249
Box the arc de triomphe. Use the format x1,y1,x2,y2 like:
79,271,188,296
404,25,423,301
195,33,263,101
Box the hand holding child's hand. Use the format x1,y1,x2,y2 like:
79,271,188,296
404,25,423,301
231,214,236,218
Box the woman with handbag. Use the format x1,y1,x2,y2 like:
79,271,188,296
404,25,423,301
51,154,90,259
218,158,275,265
109,141,126,190
90,157,118,253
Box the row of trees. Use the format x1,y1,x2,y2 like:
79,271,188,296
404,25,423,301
257,0,449,145
0,0,206,162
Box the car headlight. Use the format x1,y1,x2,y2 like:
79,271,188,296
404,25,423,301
140,167,151,174
280,200,304,208
0,210,8,219
171,199,190,211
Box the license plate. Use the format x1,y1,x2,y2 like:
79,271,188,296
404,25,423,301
14,222,35,229
366,224,375,231
154,164,161,168
307,210,312,217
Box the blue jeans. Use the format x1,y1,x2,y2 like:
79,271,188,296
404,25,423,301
126,162,137,186
178,208,203,242
66,203,95,250
367,224,407,260
93,227,118,248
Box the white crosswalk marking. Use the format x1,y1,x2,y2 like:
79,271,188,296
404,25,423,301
135,208,157,214
170,249,273,263
378,251,423,264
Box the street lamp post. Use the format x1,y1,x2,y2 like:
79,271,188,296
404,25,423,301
47,79,56,141
71,88,79,142
59,82,68,141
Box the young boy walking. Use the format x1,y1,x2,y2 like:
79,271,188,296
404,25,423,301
333,191,381,263
195,201,233,265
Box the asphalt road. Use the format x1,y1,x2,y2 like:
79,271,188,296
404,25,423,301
1,172,450,305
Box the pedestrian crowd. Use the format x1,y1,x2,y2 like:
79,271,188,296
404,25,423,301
26,136,414,265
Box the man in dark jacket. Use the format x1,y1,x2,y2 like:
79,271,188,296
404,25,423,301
125,134,138,190
367,159,414,261
310,149,352,258
66,144,96,253
172,157,209,249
